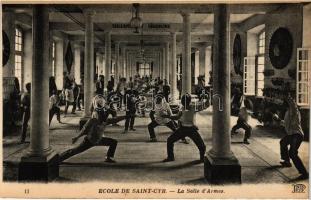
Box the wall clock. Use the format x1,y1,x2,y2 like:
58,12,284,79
233,34,242,75
2,30,10,67
269,27,293,69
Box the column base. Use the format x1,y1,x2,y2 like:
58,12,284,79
18,151,59,182
79,117,90,130
204,154,241,184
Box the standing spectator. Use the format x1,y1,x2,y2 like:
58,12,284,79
49,90,61,126
11,77,21,126
95,75,105,95
49,76,57,97
20,83,31,143
123,89,138,133
163,79,170,102
72,80,80,112
64,81,75,116
107,79,114,93
78,79,84,110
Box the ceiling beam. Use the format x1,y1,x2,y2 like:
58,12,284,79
4,3,286,14
68,34,213,44
237,14,266,31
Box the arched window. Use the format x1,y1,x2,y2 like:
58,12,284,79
139,62,151,76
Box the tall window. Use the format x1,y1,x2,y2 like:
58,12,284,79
139,63,151,76
15,28,23,85
256,31,265,96
297,48,310,107
243,57,256,95
258,31,265,54
52,41,56,76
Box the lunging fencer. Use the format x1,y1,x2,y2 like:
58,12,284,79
59,96,126,163
148,94,188,144
163,94,206,162
274,96,309,179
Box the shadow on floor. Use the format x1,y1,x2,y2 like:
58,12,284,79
180,177,208,185
60,160,203,171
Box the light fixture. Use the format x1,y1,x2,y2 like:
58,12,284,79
130,3,143,33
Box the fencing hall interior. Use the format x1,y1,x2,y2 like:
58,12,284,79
2,3,310,184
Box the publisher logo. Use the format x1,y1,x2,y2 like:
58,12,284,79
292,184,306,193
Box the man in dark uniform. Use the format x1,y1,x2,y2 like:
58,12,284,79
20,83,31,143
163,79,170,102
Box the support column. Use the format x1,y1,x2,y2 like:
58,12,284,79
55,39,64,90
121,46,126,78
105,31,111,86
19,5,59,181
74,44,81,84
182,12,191,95
165,42,170,82
194,50,199,84
205,46,212,86
170,32,177,101
98,53,104,75
162,48,165,79
23,30,33,87
199,47,206,76
83,10,95,117
159,51,162,79
102,54,105,76
204,4,241,184
115,42,120,82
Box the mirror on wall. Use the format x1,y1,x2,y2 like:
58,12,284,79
2,30,10,67
233,34,242,76
269,27,293,69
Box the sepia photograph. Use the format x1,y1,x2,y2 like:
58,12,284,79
0,0,310,198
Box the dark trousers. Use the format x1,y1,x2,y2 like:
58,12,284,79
77,94,84,110
164,94,169,102
65,101,76,114
59,137,117,162
49,107,60,125
125,111,135,130
107,108,117,118
231,119,252,140
148,120,177,139
280,134,308,175
21,110,30,142
167,126,206,159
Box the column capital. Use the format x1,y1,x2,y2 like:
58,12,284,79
83,9,96,17
73,42,82,49
180,11,191,18
170,32,177,37
105,30,112,35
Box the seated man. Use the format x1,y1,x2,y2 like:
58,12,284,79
59,99,126,163
163,94,206,162
148,95,187,143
